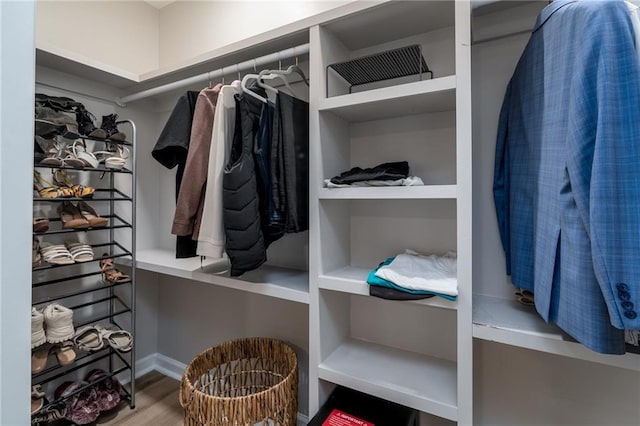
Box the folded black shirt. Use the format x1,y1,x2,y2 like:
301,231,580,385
330,161,409,185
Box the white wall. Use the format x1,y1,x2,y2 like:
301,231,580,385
0,1,35,424
36,0,160,75
158,1,351,68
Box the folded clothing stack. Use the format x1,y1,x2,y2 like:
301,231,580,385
325,161,424,187
367,250,458,301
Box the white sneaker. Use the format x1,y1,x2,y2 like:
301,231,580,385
43,304,75,343
31,308,46,348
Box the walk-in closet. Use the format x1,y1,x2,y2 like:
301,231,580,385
1,1,639,425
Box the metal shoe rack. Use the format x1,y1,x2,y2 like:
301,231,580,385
31,121,137,422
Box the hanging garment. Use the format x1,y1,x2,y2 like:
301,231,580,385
171,85,223,240
197,81,241,258
152,91,200,258
254,100,283,246
223,92,267,276
271,91,309,234
493,0,640,353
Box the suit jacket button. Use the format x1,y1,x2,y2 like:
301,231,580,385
622,301,634,311
624,310,637,320
618,290,631,301
616,282,629,292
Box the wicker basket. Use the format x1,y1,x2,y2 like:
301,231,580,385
180,337,298,426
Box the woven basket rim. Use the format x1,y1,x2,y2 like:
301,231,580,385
182,337,298,403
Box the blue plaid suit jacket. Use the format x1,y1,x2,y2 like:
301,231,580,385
494,0,640,354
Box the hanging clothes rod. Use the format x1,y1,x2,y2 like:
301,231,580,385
116,43,310,107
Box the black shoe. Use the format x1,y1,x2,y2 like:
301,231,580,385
100,114,126,141
76,107,107,138
34,107,80,139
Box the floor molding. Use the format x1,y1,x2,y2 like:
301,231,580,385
134,353,309,426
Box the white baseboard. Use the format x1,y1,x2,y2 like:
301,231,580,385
134,353,308,425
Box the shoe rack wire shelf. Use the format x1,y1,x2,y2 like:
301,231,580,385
31,120,137,419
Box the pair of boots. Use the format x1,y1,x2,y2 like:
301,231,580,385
77,109,126,141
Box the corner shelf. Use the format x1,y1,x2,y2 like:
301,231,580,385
319,266,457,310
135,248,310,304
318,185,456,200
473,294,640,371
318,339,458,421
317,76,456,122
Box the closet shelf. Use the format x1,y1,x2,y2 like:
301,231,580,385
32,281,130,306
34,164,133,174
318,185,456,200
318,338,458,421
133,248,310,304
32,242,131,272
34,215,132,237
319,266,457,310
34,189,132,203
32,345,114,382
473,294,640,372
317,76,456,122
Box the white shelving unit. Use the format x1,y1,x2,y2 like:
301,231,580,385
309,1,472,423
318,339,458,421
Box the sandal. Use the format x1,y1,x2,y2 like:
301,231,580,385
71,139,99,168
95,323,133,352
94,145,129,170
40,242,75,265
57,201,90,229
53,170,95,199
33,170,74,199
32,239,42,268
77,201,108,227
65,241,94,263
53,340,77,366
84,369,121,411
31,400,67,424
32,343,51,374
31,385,46,415
99,256,131,284
33,214,50,233
73,325,105,352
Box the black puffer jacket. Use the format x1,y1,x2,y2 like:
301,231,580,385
223,93,266,276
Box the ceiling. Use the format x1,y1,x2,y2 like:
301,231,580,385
144,1,176,10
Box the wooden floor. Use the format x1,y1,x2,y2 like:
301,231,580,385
98,371,183,425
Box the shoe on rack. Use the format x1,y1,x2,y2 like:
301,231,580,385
33,212,50,233
32,239,42,268
65,241,94,263
99,114,126,141
31,385,46,415
43,303,75,344
40,242,75,265
76,107,108,138
77,201,108,227
33,170,75,199
95,323,133,352
54,381,101,425
32,343,51,374
31,307,46,348
53,169,95,199
84,369,121,411
57,201,91,229
52,340,77,366
99,256,131,285
30,400,67,424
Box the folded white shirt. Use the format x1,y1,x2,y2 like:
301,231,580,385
374,250,458,296
324,176,424,188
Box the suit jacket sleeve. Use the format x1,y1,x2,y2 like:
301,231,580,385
567,6,640,330
493,83,512,276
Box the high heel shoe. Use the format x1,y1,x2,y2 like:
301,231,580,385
77,201,108,227
33,170,74,199
57,201,90,229
53,170,95,199
99,113,126,141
